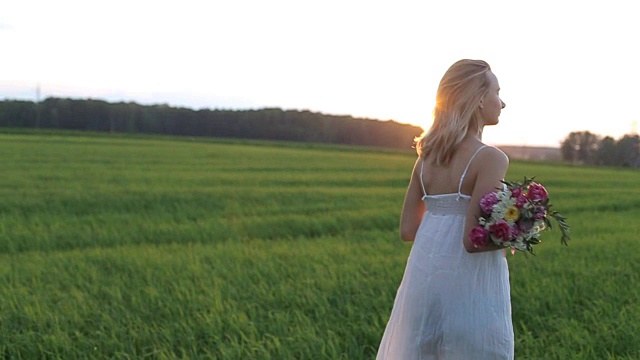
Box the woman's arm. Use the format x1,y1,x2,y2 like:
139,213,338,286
463,147,510,253
399,158,427,242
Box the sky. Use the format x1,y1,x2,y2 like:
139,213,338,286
1,0,639,147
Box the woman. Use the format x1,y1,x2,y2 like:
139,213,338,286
376,59,514,359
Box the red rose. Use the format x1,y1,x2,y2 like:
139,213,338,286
489,220,512,243
527,182,548,202
469,226,489,248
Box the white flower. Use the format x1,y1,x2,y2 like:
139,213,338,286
534,220,546,231
491,194,516,223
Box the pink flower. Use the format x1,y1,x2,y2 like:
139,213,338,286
519,219,534,233
489,220,512,243
511,187,527,207
510,223,520,238
479,192,499,213
469,226,489,248
534,205,547,220
527,182,548,202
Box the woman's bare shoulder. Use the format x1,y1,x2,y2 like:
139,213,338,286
470,145,509,176
479,145,509,164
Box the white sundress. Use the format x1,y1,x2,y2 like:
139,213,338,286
377,146,514,360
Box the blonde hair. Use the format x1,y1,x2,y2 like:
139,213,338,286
416,59,492,165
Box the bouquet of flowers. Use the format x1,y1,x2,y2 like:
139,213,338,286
469,178,570,254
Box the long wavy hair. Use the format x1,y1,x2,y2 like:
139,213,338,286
415,59,492,165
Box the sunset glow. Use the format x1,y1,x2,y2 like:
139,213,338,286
2,0,638,147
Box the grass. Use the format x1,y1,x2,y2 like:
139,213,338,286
0,130,639,359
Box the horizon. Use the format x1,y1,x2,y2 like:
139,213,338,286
0,94,583,149
2,84,630,149
2,1,639,147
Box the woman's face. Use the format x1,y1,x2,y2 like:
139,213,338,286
480,71,505,126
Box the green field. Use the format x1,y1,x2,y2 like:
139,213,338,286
0,131,639,359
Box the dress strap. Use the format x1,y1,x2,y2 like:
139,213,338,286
419,158,428,199
458,145,488,195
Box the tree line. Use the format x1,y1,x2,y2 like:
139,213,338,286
560,131,640,167
2,98,638,167
0,98,423,150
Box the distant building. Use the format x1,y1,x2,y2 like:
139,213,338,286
497,145,562,162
